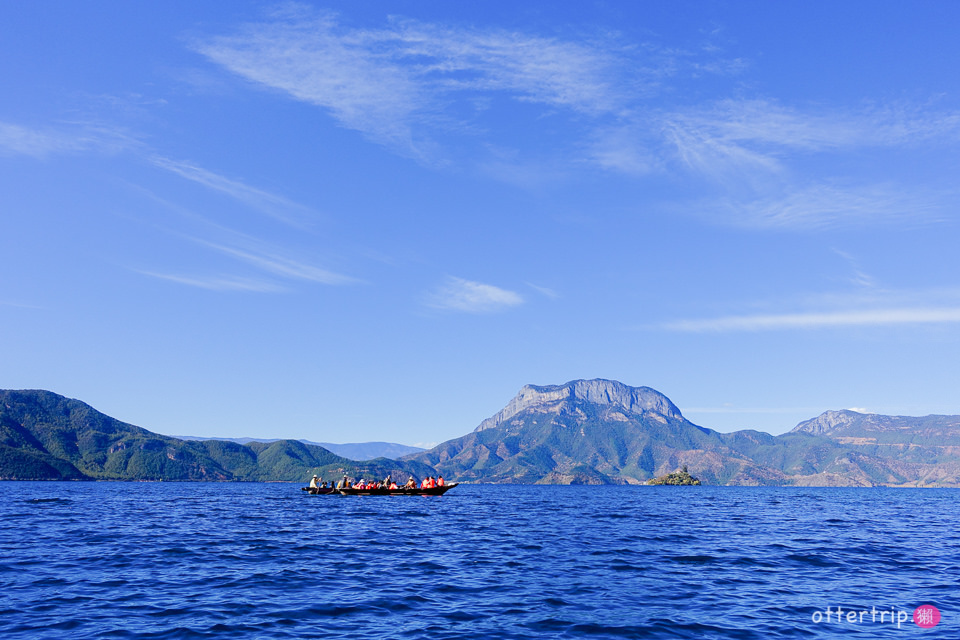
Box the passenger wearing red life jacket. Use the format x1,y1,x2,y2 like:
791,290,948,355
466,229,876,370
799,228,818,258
389,482,398,490
437,475,445,487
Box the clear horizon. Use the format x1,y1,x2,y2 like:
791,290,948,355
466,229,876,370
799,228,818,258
3,1,960,443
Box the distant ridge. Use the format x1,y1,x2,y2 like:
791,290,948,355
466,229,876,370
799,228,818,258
5,384,960,486
406,379,960,486
170,436,424,461
0,390,432,482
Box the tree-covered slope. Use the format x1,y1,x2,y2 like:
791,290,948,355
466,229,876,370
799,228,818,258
0,390,429,482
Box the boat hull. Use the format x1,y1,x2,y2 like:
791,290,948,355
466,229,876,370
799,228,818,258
300,487,337,495
338,483,459,496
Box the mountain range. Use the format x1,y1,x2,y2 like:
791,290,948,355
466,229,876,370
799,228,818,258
404,380,960,486
3,381,960,486
168,436,424,461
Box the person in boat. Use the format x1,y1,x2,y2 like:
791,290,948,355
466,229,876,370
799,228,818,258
437,475,445,487
309,475,320,489
383,474,392,487
421,476,435,489
389,480,398,489
404,477,417,489
354,479,366,489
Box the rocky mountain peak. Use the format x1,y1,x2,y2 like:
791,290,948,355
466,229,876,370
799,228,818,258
790,409,863,436
474,379,683,432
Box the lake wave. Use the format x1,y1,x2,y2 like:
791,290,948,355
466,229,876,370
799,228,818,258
1,483,956,639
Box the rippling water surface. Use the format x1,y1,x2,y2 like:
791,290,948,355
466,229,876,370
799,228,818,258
1,483,957,639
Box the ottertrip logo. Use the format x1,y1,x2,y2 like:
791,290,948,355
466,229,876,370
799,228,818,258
810,604,940,629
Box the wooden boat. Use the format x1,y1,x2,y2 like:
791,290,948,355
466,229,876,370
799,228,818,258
300,486,337,495
338,483,459,496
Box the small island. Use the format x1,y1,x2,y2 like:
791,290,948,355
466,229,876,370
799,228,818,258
647,466,702,485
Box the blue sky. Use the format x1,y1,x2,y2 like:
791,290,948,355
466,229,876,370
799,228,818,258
3,1,960,444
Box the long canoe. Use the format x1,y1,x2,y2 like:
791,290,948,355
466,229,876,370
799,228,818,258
338,483,459,496
300,487,337,495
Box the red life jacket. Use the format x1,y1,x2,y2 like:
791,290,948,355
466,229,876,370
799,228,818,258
437,477,445,486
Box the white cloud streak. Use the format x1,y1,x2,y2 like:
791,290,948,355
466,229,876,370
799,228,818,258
662,307,960,332
189,237,359,286
706,183,948,230
0,121,137,158
427,277,524,313
665,99,960,158
193,10,632,159
526,282,559,299
596,100,960,229
192,10,960,232
0,299,44,310
135,271,286,293
151,157,316,228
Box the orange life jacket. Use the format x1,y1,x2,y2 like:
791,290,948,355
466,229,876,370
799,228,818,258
437,477,445,486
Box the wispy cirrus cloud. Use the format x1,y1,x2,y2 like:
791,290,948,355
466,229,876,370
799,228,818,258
700,182,949,230
426,277,523,313
526,282,560,299
831,249,876,289
662,307,960,332
655,286,960,332
193,9,960,233
591,99,960,182
0,299,44,310
646,100,960,229
135,271,286,293
188,237,359,286
192,9,662,160
0,121,138,158
151,157,317,228
664,99,960,162
127,193,359,292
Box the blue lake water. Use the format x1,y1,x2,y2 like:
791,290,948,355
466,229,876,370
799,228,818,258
0,482,956,639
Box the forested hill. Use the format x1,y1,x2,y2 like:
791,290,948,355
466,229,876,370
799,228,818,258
0,390,433,482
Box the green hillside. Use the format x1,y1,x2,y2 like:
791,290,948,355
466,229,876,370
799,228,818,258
0,390,429,482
